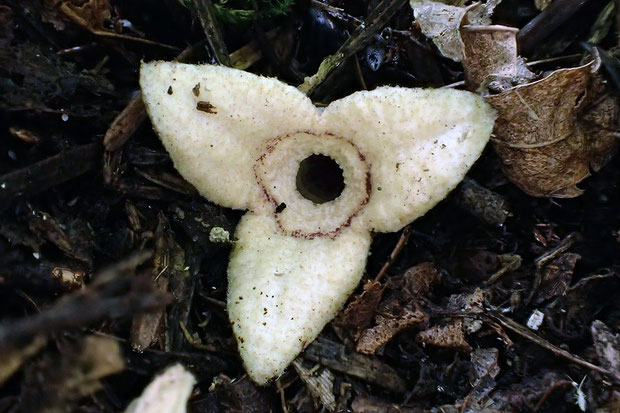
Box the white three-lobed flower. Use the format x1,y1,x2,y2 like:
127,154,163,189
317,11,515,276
140,62,495,384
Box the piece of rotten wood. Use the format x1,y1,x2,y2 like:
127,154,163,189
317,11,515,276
303,337,407,393
456,178,511,227
0,143,100,205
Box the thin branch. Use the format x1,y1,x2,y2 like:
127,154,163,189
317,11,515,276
485,310,620,384
192,0,232,67
374,226,412,282
298,0,409,96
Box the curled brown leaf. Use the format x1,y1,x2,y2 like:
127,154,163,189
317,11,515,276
486,58,618,197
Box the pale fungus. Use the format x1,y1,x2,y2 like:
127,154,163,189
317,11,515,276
140,62,495,384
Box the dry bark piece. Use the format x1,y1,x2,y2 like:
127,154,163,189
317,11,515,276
124,364,196,413
351,396,420,413
400,261,442,295
456,178,511,227
210,374,273,413
486,58,618,197
304,337,407,392
140,62,495,384
417,319,472,352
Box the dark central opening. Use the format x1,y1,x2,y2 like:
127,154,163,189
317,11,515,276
296,154,345,204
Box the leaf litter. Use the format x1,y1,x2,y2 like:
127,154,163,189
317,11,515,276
0,0,619,411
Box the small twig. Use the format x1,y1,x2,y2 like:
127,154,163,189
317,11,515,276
0,143,101,205
374,226,412,282
90,30,179,50
298,0,409,96
192,0,232,67
485,310,620,384
526,54,583,67
441,80,466,89
310,0,362,27
276,378,289,413
353,52,368,90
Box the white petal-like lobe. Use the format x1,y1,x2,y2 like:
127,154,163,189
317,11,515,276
228,213,371,384
139,62,319,210
323,87,495,232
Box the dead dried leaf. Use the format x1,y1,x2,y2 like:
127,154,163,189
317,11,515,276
356,298,427,354
410,0,501,62
461,25,534,93
339,280,384,340
57,0,111,32
400,261,442,296
416,319,472,352
591,320,620,376
534,252,580,304
447,288,486,313
486,58,619,197
471,347,500,380
353,263,439,354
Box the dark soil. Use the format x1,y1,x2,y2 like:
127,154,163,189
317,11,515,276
0,0,618,412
